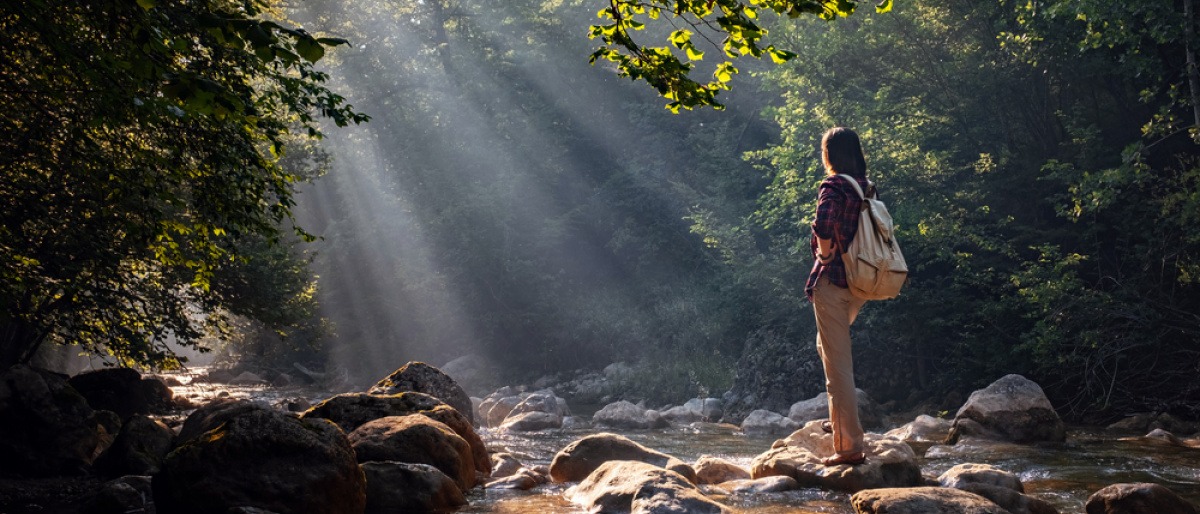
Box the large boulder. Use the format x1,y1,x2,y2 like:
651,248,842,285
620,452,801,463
550,432,696,483
851,486,1011,514
750,420,922,493
175,398,270,444
347,415,477,491
740,409,800,435
788,389,883,429
153,407,366,514
593,400,669,430
93,414,174,477
68,368,173,419
368,362,474,425
0,364,102,477
301,392,489,476
1085,483,1198,514
361,461,467,514
567,460,729,514
948,375,1066,444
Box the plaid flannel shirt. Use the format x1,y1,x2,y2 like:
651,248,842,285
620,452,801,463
805,174,870,300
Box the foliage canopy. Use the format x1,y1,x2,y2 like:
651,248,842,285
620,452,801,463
0,0,365,367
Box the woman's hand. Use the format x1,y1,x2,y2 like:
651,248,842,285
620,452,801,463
816,237,836,264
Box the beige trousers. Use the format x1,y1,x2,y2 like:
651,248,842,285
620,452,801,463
812,276,868,455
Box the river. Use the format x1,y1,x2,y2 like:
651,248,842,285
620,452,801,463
171,374,1200,513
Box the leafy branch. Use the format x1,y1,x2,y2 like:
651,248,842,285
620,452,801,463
589,0,893,112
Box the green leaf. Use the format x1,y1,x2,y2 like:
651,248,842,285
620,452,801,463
295,38,325,63
136,0,156,10
876,0,893,13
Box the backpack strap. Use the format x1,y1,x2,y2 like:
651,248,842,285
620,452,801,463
835,173,874,201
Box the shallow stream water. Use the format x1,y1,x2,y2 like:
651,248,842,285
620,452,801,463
170,373,1200,514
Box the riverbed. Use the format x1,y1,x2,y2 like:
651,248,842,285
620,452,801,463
171,376,1200,513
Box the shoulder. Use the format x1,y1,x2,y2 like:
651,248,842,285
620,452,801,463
818,175,854,196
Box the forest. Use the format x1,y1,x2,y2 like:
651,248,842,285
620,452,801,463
3,0,1199,424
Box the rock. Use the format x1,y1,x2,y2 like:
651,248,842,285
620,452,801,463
593,400,669,429
567,460,729,514
300,392,489,476
662,399,706,424
76,475,154,514
175,398,270,444
788,389,883,429
885,414,953,443
661,398,722,424
368,361,474,425
740,409,800,435
280,397,311,412
938,463,1059,514
69,368,173,420
498,411,563,432
153,407,365,514
948,374,1066,444
720,475,799,494
956,482,1060,514
851,486,1011,514
550,432,697,483
486,468,548,490
94,414,174,477
361,461,467,514
1107,413,1155,433
347,415,477,491
92,409,122,458
1085,483,1198,514
938,463,1023,492
0,364,101,477
1139,429,1200,448
694,456,750,484
750,420,922,493
229,371,265,385
491,453,524,479
482,395,522,427
496,390,566,432
509,389,567,417
604,362,634,379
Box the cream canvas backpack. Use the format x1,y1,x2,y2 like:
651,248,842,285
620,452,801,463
835,174,908,300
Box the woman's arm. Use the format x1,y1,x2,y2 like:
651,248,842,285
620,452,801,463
811,181,845,263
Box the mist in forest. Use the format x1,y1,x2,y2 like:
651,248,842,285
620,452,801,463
286,0,767,389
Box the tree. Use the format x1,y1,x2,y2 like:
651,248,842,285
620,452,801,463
0,0,366,368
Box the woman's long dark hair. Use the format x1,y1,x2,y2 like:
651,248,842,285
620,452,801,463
822,127,867,178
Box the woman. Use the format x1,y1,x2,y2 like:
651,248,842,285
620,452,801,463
806,127,871,466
